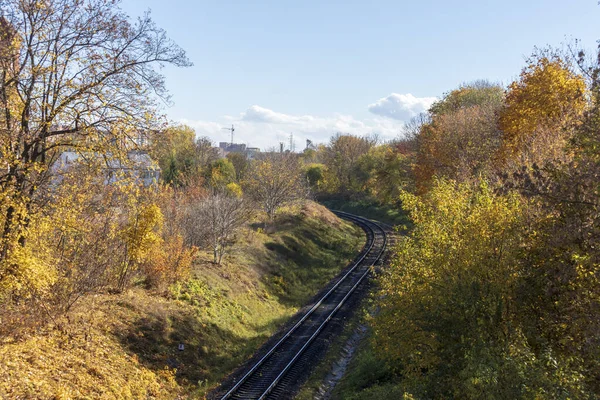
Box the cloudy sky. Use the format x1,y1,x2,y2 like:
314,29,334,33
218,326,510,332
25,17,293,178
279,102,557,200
121,0,600,150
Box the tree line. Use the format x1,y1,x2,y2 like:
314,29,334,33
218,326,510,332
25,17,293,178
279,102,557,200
333,52,600,398
260,50,600,400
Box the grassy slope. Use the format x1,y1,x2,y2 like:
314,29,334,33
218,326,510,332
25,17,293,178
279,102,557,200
0,201,363,399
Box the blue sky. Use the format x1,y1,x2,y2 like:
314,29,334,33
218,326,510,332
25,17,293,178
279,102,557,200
121,0,600,150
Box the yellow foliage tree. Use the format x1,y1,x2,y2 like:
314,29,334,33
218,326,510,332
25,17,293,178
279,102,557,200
145,234,195,291
225,182,243,198
373,179,588,397
499,56,586,164
119,203,164,291
0,0,190,294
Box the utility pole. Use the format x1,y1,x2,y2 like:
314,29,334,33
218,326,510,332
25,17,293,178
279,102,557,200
222,124,235,146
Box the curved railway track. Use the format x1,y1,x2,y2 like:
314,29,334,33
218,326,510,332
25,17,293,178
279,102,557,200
216,211,387,400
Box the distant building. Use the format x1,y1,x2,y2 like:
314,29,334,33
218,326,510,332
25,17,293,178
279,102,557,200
216,142,261,159
245,147,260,159
219,142,246,153
52,150,160,187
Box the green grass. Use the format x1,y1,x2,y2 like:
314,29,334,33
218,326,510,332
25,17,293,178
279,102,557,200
320,198,409,227
116,202,364,397
331,326,401,400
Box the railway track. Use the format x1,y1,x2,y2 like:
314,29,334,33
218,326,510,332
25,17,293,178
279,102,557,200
215,211,387,400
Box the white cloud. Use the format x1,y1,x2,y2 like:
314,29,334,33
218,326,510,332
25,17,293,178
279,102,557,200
180,95,435,151
368,93,437,120
241,105,311,124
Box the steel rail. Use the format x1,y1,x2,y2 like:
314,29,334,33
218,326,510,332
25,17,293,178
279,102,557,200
257,214,387,399
219,212,386,400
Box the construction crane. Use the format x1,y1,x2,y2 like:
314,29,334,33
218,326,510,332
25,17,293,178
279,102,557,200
222,124,235,146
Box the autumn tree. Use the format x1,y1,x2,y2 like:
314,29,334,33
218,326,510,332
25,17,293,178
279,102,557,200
0,163,125,334
118,202,163,291
367,55,599,398
322,133,376,194
500,49,600,393
143,186,196,290
498,55,586,165
206,158,237,192
374,180,590,398
151,125,199,186
151,126,219,187
244,153,308,220
0,0,190,292
414,81,504,192
356,144,413,204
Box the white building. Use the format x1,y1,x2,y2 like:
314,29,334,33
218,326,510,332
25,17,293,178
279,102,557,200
52,150,160,187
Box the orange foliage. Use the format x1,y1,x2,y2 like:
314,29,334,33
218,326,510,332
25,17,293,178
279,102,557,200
499,56,586,164
144,234,196,290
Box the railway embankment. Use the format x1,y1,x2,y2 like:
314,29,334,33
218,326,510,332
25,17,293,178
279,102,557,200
0,201,363,399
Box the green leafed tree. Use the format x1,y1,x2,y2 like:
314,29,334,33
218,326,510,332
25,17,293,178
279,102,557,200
152,124,198,186
206,158,236,191
322,133,376,194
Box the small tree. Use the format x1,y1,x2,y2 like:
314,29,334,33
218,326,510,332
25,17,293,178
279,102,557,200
414,81,505,192
244,153,308,220
190,193,248,264
151,125,199,186
206,158,236,191
119,203,163,291
304,163,325,190
322,134,376,193
226,152,250,181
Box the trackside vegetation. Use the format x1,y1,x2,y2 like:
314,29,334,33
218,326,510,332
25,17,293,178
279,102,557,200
328,52,600,399
0,202,363,398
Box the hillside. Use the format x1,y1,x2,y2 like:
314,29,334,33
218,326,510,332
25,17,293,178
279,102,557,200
0,202,363,399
